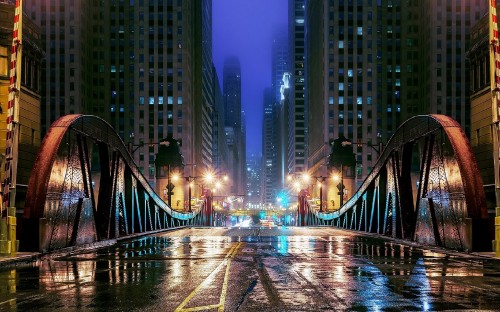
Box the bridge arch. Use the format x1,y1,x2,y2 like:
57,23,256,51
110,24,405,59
22,114,214,251
306,114,489,251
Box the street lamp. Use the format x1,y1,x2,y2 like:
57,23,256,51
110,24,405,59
185,171,228,212
184,176,196,212
163,164,179,207
328,134,356,210
298,173,327,212
332,165,345,208
315,177,326,212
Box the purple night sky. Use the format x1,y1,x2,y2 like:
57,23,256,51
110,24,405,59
213,0,288,157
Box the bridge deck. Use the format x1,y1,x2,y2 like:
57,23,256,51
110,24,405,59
1,227,499,311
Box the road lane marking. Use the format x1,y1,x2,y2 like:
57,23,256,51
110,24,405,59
218,242,242,311
175,242,242,312
181,304,220,311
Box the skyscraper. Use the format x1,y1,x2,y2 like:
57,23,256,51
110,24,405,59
306,0,389,187
287,0,307,175
223,57,241,130
246,153,261,206
419,0,487,135
272,30,289,104
223,56,245,195
261,87,276,204
304,0,485,191
261,30,289,205
33,0,215,190
212,65,229,174
193,0,214,170
30,0,91,136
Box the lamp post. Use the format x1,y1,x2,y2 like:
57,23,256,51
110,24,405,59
301,173,327,212
185,177,193,212
339,164,343,207
331,164,347,208
184,172,228,213
328,134,356,210
163,164,179,207
167,164,172,206
184,175,204,212
155,134,184,208
316,177,326,212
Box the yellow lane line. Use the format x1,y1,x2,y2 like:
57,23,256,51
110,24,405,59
218,242,242,312
175,242,241,312
174,243,236,311
181,304,220,311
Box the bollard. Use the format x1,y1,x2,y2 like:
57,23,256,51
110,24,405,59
495,207,500,257
9,206,17,256
0,217,10,256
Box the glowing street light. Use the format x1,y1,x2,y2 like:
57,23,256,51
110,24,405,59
204,172,214,184
162,165,181,207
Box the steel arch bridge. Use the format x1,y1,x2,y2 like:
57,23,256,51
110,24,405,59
298,114,490,251
21,115,225,252
20,114,490,252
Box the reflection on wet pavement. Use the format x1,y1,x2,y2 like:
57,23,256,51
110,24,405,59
1,227,500,311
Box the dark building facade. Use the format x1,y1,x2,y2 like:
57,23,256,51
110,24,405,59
32,0,216,192
303,0,486,190
288,0,307,175
469,12,495,212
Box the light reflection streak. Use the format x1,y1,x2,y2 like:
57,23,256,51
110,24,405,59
277,235,288,254
405,258,432,311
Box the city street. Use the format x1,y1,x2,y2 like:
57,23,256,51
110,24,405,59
1,227,500,311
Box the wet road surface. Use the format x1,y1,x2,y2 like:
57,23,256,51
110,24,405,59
1,226,500,311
